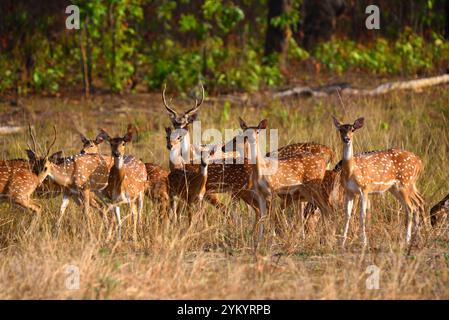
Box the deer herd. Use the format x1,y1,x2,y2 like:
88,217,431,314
0,83,445,248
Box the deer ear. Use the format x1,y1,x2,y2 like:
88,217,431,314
187,112,198,124
353,117,365,130
94,134,104,145
79,134,89,145
48,151,63,162
258,119,268,129
98,129,111,142
332,116,341,129
239,117,248,130
123,124,135,143
26,149,37,163
165,127,172,136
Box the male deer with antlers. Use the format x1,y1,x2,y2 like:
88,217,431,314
332,116,425,247
0,125,56,213
98,125,147,241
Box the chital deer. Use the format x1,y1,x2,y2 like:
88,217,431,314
98,125,147,240
332,116,425,247
0,126,56,213
167,143,215,223
234,118,328,242
222,125,335,216
37,132,113,232
165,127,260,216
82,131,170,221
162,84,241,208
36,132,106,200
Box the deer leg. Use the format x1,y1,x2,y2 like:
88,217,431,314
14,196,41,214
114,206,122,241
81,189,92,233
342,193,355,247
130,201,138,242
56,193,71,234
359,192,369,247
169,194,179,223
137,192,143,227
256,192,268,245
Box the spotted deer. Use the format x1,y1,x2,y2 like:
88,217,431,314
165,127,260,217
333,116,425,247
0,126,56,213
36,132,107,200
98,125,147,240
167,143,216,223
162,84,244,208
234,118,328,242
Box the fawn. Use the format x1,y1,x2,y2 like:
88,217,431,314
333,116,425,247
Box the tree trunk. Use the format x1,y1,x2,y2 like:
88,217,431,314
445,0,449,39
302,0,346,51
264,0,291,67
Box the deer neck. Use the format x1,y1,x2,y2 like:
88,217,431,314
107,155,126,198
169,144,186,171
48,161,74,187
250,138,267,180
341,141,354,178
181,131,192,160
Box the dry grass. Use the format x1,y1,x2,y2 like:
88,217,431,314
0,86,448,299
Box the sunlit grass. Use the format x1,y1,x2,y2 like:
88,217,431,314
0,86,448,299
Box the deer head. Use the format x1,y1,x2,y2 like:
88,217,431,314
162,83,205,129
98,124,136,159
332,116,364,145
25,124,58,182
79,132,105,154
221,117,267,155
165,127,189,151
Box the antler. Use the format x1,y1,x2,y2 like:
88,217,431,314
162,83,178,117
27,123,39,153
45,125,57,158
185,82,205,116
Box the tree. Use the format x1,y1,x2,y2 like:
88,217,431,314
264,0,291,66
302,0,346,51
445,0,449,39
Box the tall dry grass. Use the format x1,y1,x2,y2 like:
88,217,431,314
0,86,448,299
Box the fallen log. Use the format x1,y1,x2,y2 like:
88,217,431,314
0,125,26,135
274,74,449,99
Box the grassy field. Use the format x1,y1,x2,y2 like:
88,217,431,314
0,85,448,299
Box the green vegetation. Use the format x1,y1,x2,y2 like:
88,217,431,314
1,1,448,95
